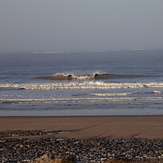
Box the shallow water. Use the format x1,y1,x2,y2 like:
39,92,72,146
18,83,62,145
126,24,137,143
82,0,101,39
0,50,163,116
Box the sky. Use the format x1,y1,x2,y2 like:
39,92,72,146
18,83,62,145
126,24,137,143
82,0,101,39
0,0,163,52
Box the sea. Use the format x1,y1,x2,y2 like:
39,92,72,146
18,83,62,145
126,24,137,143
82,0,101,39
0,49,163,116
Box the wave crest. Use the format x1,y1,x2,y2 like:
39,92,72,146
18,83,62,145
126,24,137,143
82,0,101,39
38,73,144,80
38,73,94,80
1,82,163,90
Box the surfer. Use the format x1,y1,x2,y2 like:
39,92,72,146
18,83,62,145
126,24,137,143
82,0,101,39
67,74,73,80
94,73,109,79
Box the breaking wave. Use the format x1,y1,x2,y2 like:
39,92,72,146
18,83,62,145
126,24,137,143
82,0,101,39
90,91,163,97
38,73,144,80
90,92,133,96
0,82,163,90
1,96,163,105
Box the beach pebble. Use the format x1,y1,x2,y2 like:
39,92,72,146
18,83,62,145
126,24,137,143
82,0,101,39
1,130,163,163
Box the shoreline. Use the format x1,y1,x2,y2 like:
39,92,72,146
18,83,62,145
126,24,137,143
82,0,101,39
1,115,163,139
1,115,163,162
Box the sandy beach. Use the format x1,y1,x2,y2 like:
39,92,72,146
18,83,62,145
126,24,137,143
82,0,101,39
1,115,163,139
1,115,163,162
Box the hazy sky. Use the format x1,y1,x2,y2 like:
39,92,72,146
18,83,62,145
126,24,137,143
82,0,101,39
0,0,163,52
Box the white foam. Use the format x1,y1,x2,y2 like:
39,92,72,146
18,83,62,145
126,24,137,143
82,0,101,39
1,96,163,104
1,82,163,90
153,90,162,94
90,92,132,96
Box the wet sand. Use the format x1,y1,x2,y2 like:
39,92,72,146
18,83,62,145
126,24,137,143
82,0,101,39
0,115,163,139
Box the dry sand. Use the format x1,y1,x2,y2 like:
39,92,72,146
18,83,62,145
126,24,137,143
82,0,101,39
0,116,163,139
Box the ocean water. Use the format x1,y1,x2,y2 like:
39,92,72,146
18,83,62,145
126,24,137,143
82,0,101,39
0,50,163,116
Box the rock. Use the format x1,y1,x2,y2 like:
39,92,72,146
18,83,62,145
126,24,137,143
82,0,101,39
32,154,76,163
62,155,76,163
104,158,126,163
32,154,61,163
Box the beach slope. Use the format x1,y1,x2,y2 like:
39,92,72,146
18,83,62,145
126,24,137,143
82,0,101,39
0,116,163,139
